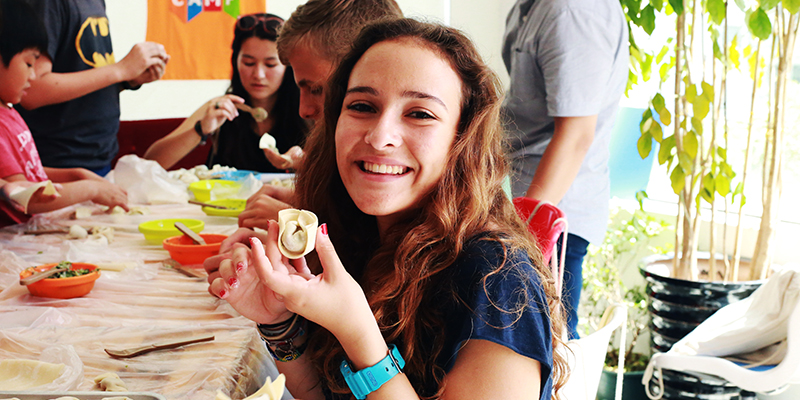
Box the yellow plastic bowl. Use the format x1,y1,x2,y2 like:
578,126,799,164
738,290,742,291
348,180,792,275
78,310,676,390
201,199,246,217
138,218,204,244
189,180,241,202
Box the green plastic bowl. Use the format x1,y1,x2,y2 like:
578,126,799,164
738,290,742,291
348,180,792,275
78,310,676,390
189,180,241,202
138,218,204,244
201,199,246,217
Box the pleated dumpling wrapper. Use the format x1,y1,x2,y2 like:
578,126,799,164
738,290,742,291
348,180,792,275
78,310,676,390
277,209,318,259
216,373,285,400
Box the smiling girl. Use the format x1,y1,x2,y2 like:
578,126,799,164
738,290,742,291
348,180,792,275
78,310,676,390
145,13,308,172
206,18,566,400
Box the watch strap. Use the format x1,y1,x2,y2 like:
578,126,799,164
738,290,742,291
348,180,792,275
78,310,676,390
193,120,209,146
340,344,405,400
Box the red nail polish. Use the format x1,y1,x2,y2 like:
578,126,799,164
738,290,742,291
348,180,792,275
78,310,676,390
236,262,245,273
321,223,328,235
228,277,239,288
219,289,227,298
249,237,259,247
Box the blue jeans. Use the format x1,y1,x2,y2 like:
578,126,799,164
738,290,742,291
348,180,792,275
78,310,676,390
557,233,589,340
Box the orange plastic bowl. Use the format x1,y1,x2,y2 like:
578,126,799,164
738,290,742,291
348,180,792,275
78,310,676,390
20,262,100,299
162,233,228,265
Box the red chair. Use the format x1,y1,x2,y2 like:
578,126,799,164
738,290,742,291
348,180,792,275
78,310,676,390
113,118,212,171
513,197,568,293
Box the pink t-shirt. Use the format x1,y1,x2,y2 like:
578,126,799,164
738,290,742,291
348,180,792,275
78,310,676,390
0,105,49,226
0,106,48,182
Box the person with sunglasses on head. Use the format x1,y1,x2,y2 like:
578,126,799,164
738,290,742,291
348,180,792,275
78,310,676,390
15,0,169,177
145,13,308,173
233,0,403,230
206,18,567,400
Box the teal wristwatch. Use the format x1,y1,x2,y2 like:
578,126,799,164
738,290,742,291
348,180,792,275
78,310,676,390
340,344,405,399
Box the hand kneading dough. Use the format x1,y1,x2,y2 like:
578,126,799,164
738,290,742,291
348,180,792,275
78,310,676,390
94,372,128,392
0,359,65,390
277,209,318,259
216,373,285,400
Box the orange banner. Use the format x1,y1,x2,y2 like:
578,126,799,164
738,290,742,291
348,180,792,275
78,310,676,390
147,0,267,80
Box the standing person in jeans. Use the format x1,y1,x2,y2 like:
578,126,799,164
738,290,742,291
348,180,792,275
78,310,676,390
502,0,629,339
16,0,169,176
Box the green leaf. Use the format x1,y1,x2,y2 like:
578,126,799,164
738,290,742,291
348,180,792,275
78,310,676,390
692,117,704,135
653,93,672,125
658,135,676,165
686,85,697,103
679,151,694,171
670,165,686,194
650,119,664,142
730,40,741,69
717,147,727,160
784,0,800,13
716,173,731,196
642,53,654,81
669,0,684,14
641,5,656,34
748,8,772,40
635,190,649,210
760,0,780,11
693,96,710,119
707,0,726,25
638,131,654,159
656,45,670,64
733,181,744,196
734,0,747,10
651,0,664,11
659,58,674,83
640,109,653,133
713,40,724,62
701,81,715,103
684,130,699,159
701,172,715,203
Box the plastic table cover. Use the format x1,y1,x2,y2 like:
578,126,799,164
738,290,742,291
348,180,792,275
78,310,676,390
0,202,281,400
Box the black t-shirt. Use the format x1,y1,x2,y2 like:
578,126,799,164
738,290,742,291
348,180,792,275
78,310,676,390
206,110,307,173
17,0,120,170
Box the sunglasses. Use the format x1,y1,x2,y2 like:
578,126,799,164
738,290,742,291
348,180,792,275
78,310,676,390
236,14,283,34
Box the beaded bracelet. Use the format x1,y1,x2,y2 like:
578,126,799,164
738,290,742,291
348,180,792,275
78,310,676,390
257,314,308,362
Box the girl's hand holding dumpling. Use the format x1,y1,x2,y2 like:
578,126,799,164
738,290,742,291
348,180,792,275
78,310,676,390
209,235,311,325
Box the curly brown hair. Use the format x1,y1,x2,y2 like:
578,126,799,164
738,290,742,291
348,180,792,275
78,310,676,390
294,18,568,399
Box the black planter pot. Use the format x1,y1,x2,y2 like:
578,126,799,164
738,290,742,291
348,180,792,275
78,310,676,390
640,254,764,400
597,369,648,400
640,254,763,353
646,369,757,400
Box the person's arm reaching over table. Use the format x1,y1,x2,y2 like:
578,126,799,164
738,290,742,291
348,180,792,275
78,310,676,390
19,42,168,110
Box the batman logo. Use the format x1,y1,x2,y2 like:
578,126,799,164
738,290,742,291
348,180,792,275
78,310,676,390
75,16,115,68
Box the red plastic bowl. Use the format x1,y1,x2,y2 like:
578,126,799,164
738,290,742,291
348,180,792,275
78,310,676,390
162,233,228,265
20,262,100,299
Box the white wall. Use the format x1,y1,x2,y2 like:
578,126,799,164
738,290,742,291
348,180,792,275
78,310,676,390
108,0,515,121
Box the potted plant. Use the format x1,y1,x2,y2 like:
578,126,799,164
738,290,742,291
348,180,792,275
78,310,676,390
579,205,671,400
617,0,798,396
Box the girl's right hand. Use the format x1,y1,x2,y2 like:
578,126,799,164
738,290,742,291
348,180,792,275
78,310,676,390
200,95,245,136
209,240,300,325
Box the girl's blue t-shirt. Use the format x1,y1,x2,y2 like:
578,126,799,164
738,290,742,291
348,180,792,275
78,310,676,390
438,237,554,399
323,237,554,399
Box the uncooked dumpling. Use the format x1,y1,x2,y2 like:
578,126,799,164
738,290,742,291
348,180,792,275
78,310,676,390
94,372,128,392
277,209,318,259
0,359,65,390
259,133,278,152
216,373,285,400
